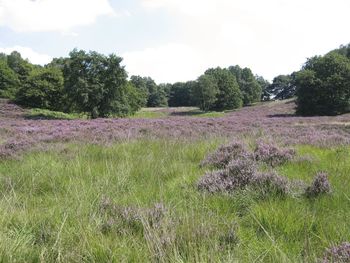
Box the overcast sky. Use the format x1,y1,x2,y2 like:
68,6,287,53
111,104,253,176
0,0,349,83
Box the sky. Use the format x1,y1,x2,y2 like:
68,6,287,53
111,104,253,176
0,0,349,83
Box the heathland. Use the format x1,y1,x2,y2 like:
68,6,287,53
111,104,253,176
0,99,349,262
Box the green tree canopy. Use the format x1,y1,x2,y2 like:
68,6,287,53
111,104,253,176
63,49,130,118
0,59,20,99
6,51,33,84
192,74,218,111
228,65,261,105
15,67,64,110
265,75,296,100
205,67,242,110
168,81,196,107
295,53,350,116
130,76,167,107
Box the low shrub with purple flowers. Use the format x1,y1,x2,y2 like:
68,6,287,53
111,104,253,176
305,172,332,197
200,140,251,168
254,141,295,167
251,171,289,196
198,139,333,201
99,197,168,234
198,159,257,193
322,242,350,263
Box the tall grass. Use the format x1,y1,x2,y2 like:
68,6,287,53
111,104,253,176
0,140,349,262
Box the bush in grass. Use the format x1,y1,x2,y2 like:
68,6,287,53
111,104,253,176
198,159,257,193
200,140,250,168
254,141,295,167
322,242,350,263
99,197,167,234
251,171,289,196
305,172,331,197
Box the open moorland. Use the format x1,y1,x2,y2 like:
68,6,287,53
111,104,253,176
0,99,350,262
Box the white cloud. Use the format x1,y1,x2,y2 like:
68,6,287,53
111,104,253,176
0,46,52,65
0,0,115,32
138,0,350,81
123,43,210,83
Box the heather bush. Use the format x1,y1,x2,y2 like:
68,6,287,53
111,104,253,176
197,169,234,193
200,140,250,168
99,197,167,234
198,159,257,193
305,172,331,197
322,242,350,263
254,141,295,167
251,171,289,196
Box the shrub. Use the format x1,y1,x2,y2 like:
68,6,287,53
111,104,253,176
99,197,167,233
198,159,257,193
322,242,350,263
305,172,331,197
200,140,250,168
251,171,289,196
254,142,295,167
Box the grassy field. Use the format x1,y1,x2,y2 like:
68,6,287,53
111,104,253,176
0,139,349,262
25,107,226,120
130,108,226,119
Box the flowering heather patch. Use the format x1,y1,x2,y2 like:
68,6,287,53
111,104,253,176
99,197,167,233
251,171,289,196
322,242,350,263
200,140,251,168
305,172,332,197
254,141,295,167
198,169,235,193
198,159,257,193
1,99,350,158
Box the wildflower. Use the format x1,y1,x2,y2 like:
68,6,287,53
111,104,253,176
305,172,331,197
201,140,250,168
254,142,295,167
323,242,350,262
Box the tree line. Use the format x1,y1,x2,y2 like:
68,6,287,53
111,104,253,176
0,49,266,117
261,44,350,116
0,43,349,117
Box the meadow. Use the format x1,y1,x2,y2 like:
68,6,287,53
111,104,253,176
0,100,350,262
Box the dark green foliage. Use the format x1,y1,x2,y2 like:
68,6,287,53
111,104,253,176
6,51,33,83
130,75,150,107
296,53,350,116
125,82,145,113
265,75,296,100
168,81,196,107
192,74,218,111
63,49,132,118
332,43,350,59
149,83,168,107
205,67,242,110
256,75,271,101
15,67,64,110
228,65,261,105
0,51,33,99
0,59,20,99
130,76,168,107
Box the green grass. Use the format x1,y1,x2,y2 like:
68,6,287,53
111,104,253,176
130,107,225,119
25,107,225,120
0,140,349,262
130,110,168,119
26,108,87,120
